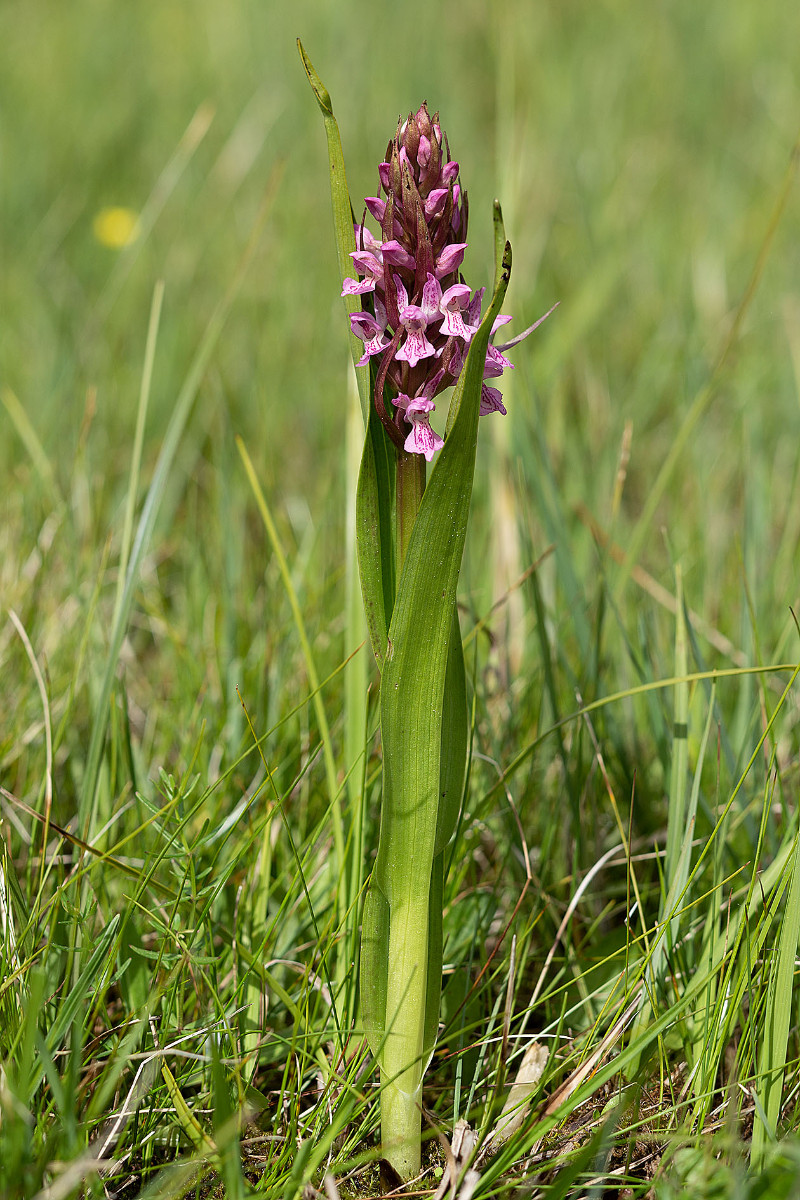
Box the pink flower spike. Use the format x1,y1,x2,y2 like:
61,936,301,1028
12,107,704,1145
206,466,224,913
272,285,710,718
350,312,391,366
435,242,468,278
382,239,416,270
396,304,436,367
480,384,507,416
403,398,443,461
440,283,479,341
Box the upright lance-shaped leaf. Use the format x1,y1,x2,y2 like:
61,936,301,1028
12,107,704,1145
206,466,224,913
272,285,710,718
299,41,396,668
297,40,370,424
356,400,396,671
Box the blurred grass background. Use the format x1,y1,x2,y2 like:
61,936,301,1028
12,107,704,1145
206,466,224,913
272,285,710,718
3,0,798,805
3,0,799,583
2,0,800,1192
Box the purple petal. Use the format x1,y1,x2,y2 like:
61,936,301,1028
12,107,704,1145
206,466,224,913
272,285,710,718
398,302,428,329
405,396,435,415
440,284,478,341
440,283,471,307
466,287,485,328
351,248,382,270
404,413,443,461
441,310,476,341
396,327,436,368
421,273,443,323
490,314,513,335
341,276,376,297
365,196,386,222
435,242,468,278
447,339,465,377
350,311,391,364
424,188,448,218
442,161,459,183
350,312,383,338
353,222,382,253
480,384,507,416
393,273,410,313
382,239,416,270
451,185,463,232
484,344,514,376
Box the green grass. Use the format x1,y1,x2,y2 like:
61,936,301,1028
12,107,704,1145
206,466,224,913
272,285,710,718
2,0,800,1196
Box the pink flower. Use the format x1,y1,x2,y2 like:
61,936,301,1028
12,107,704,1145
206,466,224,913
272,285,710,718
350,309,391,365
341,249,384,297
420,274,478,344
394,276,436,367
396,395,443,461
439,284,479,341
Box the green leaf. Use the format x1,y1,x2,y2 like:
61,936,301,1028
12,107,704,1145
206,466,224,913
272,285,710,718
355,401,396,670
752,827,800,1167
300,41,395,673
435,605,468,856
28,914,120,1100
297,40,369,424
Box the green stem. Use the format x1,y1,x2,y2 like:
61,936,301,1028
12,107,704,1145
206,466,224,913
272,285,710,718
381,889,430,1178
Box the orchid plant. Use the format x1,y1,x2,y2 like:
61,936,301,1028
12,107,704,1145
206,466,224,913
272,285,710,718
300,43,554,1180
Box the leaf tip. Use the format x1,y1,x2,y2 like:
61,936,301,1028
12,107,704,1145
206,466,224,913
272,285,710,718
297,40,333,117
